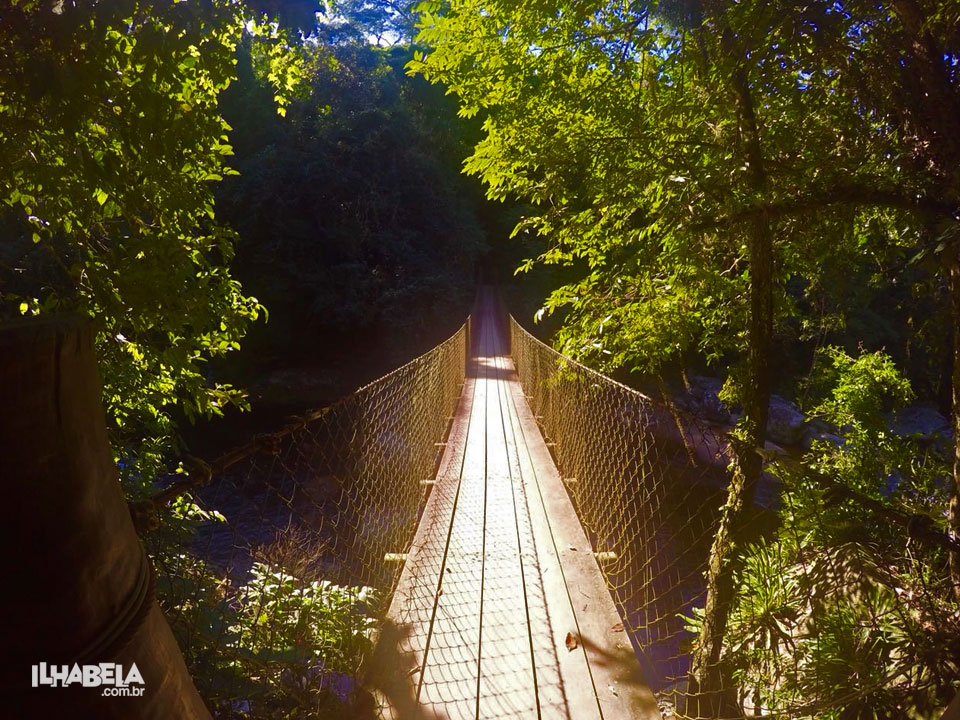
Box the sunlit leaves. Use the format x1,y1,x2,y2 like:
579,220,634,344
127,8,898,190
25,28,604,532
247,17,313,115
410,2,790,372
0,1,307,482
411,0,941,388
412,3,959,715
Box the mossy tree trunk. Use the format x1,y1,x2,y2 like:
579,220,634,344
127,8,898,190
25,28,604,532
685,42,775,719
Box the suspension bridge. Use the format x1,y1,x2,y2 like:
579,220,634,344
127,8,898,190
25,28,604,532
7,289,956,719
373,289,659,718
146,285,735,719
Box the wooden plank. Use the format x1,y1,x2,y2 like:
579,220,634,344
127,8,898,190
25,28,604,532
504,353,663,720
375,362,478,717
415,323,493,718
375,290,661,719
475,339,537,718
494,350,585,720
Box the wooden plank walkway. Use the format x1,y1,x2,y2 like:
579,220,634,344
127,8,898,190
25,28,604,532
371,291,661,720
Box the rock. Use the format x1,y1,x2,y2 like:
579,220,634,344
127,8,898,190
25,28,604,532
886,405,951,443
801,419,844,451
883,470,904,496
754,471,782,511
802,430,844,451
766,395,807,446
677,375,733,424
675,378,812,447
756,440,788,463
302,666,356,702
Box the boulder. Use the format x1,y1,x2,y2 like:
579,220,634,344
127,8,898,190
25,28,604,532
754,471,782,511
766,395,807,446
801,419,844,451
677,375,733,424
675,379,810,447
886,405,951,442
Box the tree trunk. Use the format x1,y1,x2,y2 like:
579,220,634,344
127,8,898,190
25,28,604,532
0,315,211,719
684,49,774,718
950,254,960,602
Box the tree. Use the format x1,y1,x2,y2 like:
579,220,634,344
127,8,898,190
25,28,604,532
319,0,420,45
214,27,488,391
0,0,306,482
799,0,960,604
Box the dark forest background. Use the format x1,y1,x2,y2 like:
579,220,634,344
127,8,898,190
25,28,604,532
182,8,523,450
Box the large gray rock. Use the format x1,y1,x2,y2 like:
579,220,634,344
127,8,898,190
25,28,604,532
886,405,951,442
675,378,810,447
766,395,807,446
801,418,844,451
677,375,733,424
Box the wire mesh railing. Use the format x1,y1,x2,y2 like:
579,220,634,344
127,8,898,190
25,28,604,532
509,316,734,701
142,323,467,718
509,315,960,719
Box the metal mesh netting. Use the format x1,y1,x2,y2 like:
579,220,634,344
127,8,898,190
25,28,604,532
509,316,733,703
144,323,467,718
508,315,960,719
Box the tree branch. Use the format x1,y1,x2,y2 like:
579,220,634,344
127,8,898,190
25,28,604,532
811,469,960,556
688,182,959,233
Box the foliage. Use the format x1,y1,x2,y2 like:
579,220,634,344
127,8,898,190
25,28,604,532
409,0,960,425
681,348,959,717
684,530,960,719
214,31,488,387
412,1,959,715
802,347,952,515
411,0,914,381
230,563,379,676
803,348,914,496
320,0,419,45
0,0,307,483
152,505,379,718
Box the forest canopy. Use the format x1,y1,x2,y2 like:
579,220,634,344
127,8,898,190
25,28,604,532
0,0,309,478
1,0,495,472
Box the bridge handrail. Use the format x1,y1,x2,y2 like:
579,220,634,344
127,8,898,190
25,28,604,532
509,315,960,554
509,315,658,402
138,304,957,718
139,320,469,514
143,319,469,716
507,313,959,718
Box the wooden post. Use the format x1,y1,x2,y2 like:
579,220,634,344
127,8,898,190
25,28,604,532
0,315,210,718
465,316,472,375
